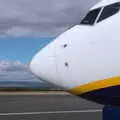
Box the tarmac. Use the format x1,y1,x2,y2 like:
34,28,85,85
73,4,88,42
0,92,103,120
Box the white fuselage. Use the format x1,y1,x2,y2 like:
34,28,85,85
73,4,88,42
30,0,120,106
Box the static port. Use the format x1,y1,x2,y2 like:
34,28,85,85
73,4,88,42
65,62,69,67
63,44,67,48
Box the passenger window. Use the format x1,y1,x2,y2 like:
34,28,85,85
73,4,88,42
97,2,120,23
80,8,101,25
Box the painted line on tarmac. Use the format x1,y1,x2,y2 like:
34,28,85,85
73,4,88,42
0,109,102,116
0,92,69,96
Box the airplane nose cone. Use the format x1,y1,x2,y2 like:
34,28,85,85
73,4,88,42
30,42,57,83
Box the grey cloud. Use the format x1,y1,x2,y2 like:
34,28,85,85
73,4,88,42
0,0,100,37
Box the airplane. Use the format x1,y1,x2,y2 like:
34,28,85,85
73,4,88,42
30,0,120,118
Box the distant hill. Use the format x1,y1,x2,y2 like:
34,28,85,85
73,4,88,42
0,81,59,90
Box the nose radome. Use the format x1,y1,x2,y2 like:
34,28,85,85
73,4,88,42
30,42,57,84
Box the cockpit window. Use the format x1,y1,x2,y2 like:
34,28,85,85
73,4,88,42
80,2,120,26
97,2,120,23
80,8,101,25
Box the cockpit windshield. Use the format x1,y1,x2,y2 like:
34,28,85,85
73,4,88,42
97,2,120,23
80,2,120,26
80,8,101,25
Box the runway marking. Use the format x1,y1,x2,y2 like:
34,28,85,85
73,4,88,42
0,92,69,96
0,109,102,116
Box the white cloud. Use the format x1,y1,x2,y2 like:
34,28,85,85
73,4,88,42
0,60,41,82
5,27,32,37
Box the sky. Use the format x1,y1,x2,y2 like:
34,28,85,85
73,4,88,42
0,37,53,63
0,0,100,85
0,0,99,37
0,37,53,84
